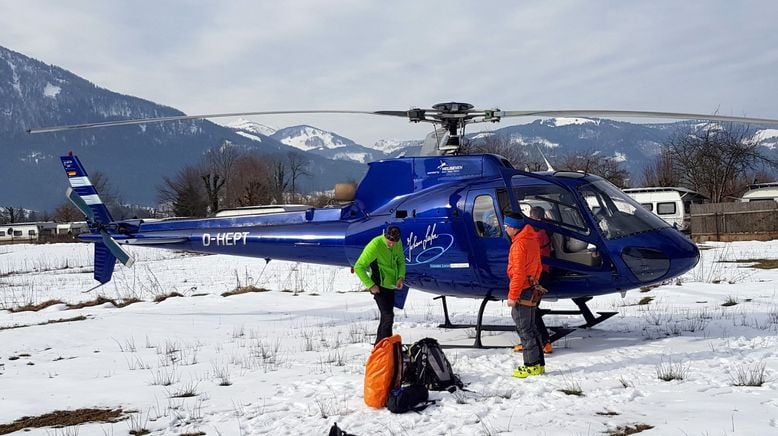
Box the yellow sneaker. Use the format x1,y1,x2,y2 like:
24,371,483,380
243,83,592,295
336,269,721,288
543,342,553,354
512,365,545,378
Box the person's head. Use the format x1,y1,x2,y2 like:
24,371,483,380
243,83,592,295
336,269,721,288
530,206,545,221
384,225,401,247
503,213,524,237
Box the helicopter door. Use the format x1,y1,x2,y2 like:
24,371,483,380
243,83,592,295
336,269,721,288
467,190,510,290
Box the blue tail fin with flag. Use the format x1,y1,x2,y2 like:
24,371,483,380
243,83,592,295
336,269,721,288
61,153,134,284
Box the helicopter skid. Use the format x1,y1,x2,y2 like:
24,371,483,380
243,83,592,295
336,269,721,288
434,295,616,349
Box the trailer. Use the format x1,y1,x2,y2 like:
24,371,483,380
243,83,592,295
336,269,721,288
623,187,707,231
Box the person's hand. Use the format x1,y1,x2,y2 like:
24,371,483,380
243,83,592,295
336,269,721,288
370,285,380,294
396,279,404,289
507,299,516,307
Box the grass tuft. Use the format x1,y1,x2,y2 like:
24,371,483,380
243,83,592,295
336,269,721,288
0,409,124,434
153,292,184,303
9,299,65,312
222,286,271,297
606,423,654,435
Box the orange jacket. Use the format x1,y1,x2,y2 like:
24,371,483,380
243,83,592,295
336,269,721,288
536,228,552,273
507,225,543,300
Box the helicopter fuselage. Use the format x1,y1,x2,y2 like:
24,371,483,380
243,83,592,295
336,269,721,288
75,153,699,300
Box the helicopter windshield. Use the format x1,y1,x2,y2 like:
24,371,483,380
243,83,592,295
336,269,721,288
578,180,671,239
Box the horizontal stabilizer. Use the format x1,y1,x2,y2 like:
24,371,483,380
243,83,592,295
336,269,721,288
66,187,95,221
100,230,135,268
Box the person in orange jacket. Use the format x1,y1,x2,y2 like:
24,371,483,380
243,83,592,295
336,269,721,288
514,206,554,354
504,212,546,378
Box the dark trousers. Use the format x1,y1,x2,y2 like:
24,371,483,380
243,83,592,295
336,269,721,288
512,289,545,367
374,287,395,344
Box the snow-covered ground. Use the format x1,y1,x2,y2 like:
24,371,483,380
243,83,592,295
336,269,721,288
1,241,777,435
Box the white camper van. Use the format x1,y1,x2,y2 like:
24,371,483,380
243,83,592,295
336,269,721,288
623,187,706,231
740,182,778,204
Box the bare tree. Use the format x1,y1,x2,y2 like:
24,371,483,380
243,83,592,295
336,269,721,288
286,151,311,202
663,122,777,202
159,166,208,217
0,207,22,224
52,202,82,222
641,149,680,187
200,144,241,213
230,154,275,206
557,149,631,188
469,132,551,170
269,157,288,204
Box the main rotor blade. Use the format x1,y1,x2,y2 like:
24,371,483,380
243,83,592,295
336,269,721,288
495,110,778,126
27,109,407,134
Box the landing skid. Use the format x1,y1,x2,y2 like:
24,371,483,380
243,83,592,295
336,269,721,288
434,295,617,349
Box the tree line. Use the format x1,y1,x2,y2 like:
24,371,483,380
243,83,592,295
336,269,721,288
2,123,776,224
471,122,777,202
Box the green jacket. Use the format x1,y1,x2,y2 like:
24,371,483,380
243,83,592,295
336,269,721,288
354,234,406,289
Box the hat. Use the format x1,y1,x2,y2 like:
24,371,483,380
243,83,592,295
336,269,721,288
384,225,401,242
503,215,522,229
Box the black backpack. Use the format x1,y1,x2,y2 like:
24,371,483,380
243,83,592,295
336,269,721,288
385,384,435,413
328,422,356,436
405,338,464,391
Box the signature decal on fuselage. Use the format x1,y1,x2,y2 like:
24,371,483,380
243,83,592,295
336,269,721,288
201,232,249,247
404,223,454,265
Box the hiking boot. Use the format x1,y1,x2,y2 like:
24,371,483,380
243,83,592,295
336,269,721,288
512,365,545,378
513,344,523,352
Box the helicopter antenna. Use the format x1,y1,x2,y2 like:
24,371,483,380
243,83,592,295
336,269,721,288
536,144,555,171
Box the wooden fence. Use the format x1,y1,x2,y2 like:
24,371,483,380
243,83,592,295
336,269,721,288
691,201,778,242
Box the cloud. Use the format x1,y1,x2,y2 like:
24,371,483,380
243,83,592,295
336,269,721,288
2,0,777,146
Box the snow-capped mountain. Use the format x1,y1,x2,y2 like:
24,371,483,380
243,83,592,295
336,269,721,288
0,45,368,210
371,138,424,155
224,118,277,141
269,125,388,163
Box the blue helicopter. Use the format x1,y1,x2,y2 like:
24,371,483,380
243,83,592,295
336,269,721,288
33,102,778,347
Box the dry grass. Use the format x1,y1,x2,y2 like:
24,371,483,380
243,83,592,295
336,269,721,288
606,423,654,435
9,299,65,312
0,315,88,331
154,292,184,303
721,258,778,269
8,296,141,313
0,408,125,434
67,296,141,309
222,286,271,297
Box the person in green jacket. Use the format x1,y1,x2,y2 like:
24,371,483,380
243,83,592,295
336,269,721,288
354,225,406,344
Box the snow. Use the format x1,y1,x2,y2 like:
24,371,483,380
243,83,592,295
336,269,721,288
43,82,61,99
545,117,596,127
235,131,263,142
279,126,347,151
225,118,277,137
509,135,559,149
2,240,778,435
332,151,370,164
752,129,778,150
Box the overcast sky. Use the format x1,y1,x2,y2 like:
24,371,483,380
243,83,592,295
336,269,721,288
2,0,777,146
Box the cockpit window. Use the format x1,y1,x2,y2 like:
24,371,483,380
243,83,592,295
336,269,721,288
579,180,671,239
511,175,589,234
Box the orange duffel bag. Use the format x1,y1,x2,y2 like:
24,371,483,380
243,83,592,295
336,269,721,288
364,334,403,408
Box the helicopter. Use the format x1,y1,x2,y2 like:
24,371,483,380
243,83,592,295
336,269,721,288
31,102,778,347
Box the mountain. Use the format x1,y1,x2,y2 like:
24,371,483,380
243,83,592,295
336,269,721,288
0,46,367,211
270,125,388,164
